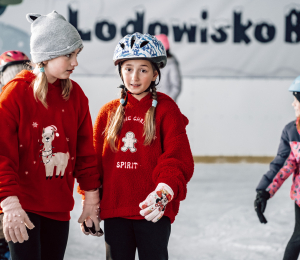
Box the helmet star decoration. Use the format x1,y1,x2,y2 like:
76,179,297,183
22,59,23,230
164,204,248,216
32,122,38,128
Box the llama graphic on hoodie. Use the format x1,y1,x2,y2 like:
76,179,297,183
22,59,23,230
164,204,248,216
41,125,69,179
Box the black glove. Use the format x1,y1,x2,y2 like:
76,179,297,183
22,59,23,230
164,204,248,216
83,221,104,236
254,190,270,224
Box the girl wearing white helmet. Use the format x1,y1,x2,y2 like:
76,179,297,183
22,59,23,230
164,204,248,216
255,76,300,259
0,11,102,260
93,32,194,260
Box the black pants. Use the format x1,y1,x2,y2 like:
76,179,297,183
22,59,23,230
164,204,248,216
104,217,171,260
283,203,300,260
8,212,69,260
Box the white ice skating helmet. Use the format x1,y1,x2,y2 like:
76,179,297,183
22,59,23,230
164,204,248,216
113,32,167,69
289,75,300,93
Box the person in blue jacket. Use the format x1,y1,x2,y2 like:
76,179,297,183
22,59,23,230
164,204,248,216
255,75,300,260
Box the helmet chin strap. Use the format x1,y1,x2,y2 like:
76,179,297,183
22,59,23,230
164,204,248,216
118,83,153,107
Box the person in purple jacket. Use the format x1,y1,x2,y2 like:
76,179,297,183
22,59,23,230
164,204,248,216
255,75,300,260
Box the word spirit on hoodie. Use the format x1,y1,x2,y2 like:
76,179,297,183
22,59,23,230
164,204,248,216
124,116,144,125
116,161,139,169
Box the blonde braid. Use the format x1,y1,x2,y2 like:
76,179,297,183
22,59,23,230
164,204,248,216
106,88,127,151
32,62,48,108
143,84,157,145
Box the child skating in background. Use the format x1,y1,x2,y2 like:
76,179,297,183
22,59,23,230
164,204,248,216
93,32,194,260
0,49,30,260
0,11,102,260
255,76,300,260
0,50,30,92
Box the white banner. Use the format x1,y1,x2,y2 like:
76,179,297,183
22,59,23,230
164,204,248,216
1,0,300,78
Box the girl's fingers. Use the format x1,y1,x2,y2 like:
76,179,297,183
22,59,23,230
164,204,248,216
89,216,101,233
14,227,24,243
139,199,153,209
139,192,156,209
96,228,104,237
261,201,266,213
145,208,160,221
80,222,90,235
8,228,18,243
139,201,147,209
19,224,29,241
78,211,89,224
152,211,164,223
24,214,34,230
85,217,93,228
140,204,156,216
3,227,11,242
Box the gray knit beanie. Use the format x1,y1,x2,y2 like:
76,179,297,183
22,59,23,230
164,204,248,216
26,10,83,63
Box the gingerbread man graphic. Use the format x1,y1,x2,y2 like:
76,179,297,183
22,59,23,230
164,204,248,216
121,131,137,153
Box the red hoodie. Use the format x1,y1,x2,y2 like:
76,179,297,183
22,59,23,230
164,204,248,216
93,92,194,223
0,70,100,221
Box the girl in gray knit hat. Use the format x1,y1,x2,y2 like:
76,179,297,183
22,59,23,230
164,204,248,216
0,11,102,260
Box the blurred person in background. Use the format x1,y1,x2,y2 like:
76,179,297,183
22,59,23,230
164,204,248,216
155,34,181,103
255,76,300,260
0,50,30,92
0,11,102,260
0,49,30,260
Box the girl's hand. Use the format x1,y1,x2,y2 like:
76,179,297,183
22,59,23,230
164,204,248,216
78,189,103,237
254,190,270,224
1,196,35,243
139,183,174,223
80,217,103,236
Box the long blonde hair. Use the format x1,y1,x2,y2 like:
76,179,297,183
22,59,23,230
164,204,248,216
31,62,72,108
106,63,159,151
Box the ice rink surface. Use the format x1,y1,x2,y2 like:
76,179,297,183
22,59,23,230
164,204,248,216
65,164,295,260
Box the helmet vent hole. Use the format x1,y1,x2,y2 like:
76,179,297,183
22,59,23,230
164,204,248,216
131,36,136,48
140,41,149,48
120,43,125,49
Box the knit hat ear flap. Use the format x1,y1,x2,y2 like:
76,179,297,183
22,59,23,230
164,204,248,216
26,13,41,23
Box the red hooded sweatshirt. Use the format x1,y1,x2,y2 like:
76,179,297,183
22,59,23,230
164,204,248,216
93,92,194,223
0,70,100,221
